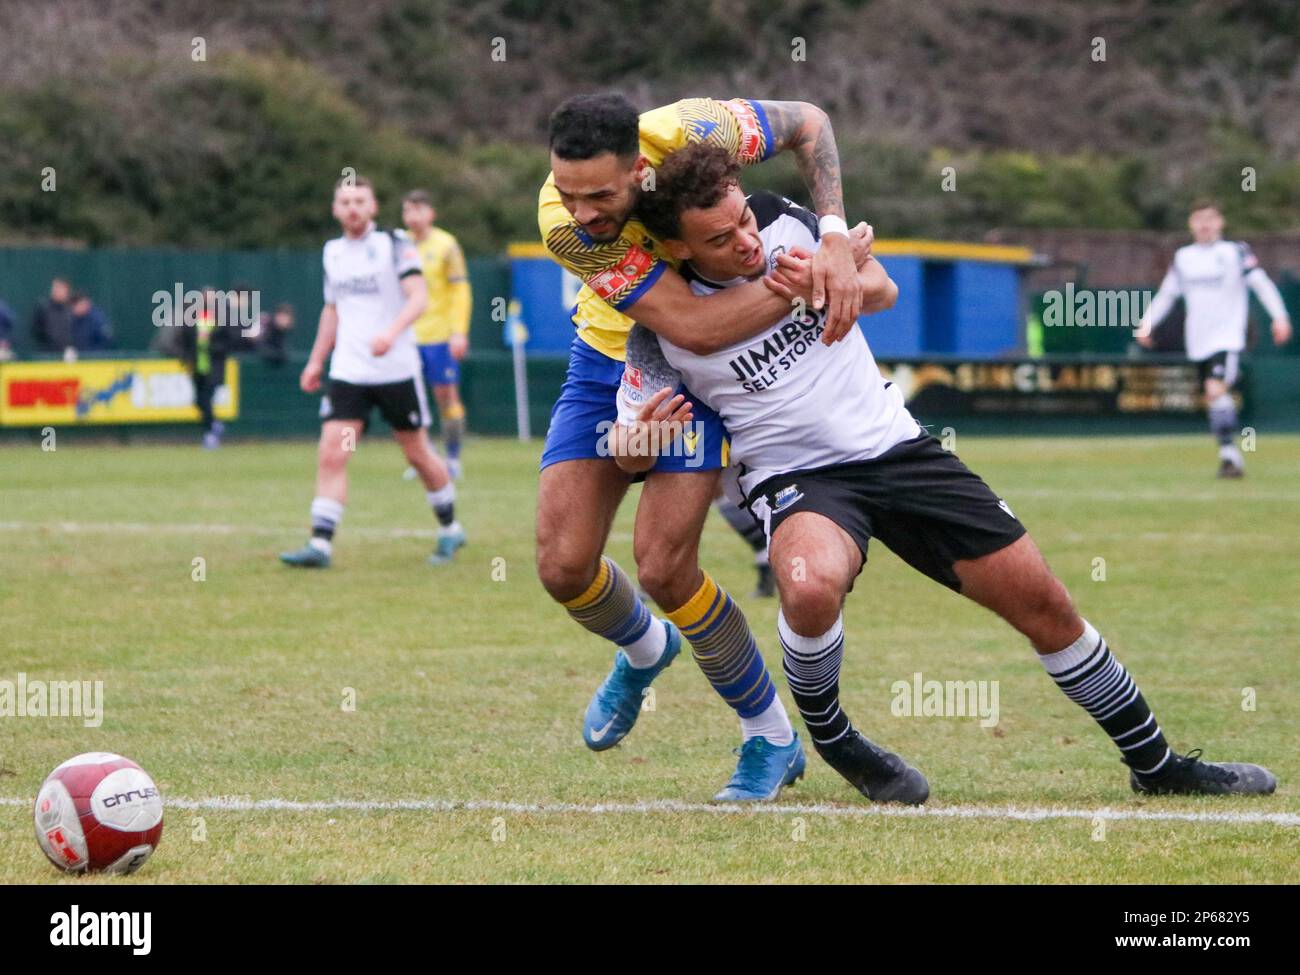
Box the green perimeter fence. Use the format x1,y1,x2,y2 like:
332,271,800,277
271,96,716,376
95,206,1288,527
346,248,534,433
2,247,1298,440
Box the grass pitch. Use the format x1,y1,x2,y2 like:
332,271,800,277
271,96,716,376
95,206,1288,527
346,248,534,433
1,432,1297,883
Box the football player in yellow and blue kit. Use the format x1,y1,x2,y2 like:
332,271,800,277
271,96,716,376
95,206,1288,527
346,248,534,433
536,92,872,801
402,190,472,479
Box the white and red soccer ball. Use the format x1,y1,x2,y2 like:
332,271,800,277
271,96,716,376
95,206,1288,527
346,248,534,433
34,752,164,874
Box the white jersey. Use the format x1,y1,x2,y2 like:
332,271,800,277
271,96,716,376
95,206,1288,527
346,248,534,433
618,192,920,498
1145,239,1289,362
323,223,423,385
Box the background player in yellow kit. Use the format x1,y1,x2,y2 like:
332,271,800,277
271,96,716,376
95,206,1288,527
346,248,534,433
402,190,472,479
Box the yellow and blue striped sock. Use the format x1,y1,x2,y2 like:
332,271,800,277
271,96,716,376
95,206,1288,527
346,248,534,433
667,572,786,739
563,557,665,667
441,402,466,460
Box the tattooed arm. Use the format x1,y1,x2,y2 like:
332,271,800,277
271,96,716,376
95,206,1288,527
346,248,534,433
756,100,863,342
758,100,846,219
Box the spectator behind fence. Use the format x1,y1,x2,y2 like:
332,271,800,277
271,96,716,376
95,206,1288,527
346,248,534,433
0,297,16,360
229,282,261,354
70,291,113,352
32,277,75,358
259,302,294,365
178,285,237,450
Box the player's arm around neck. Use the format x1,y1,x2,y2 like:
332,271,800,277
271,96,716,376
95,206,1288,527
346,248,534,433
759,101,844,222
756,100,862,333
764,250,898,321
625,267,790,356
859,257,899,314
625,218,875,354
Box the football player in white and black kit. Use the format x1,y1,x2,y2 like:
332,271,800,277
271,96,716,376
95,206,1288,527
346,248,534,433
280,176,466,569
1136,200,1292,477
615,143,1277,802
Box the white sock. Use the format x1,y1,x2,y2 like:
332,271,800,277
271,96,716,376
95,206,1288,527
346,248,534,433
426,483,456,509
740,695,794,746
622,616,667,669
310,495,343,526
1037,619,1100,675
309,496,343,556
1219,443,1243,465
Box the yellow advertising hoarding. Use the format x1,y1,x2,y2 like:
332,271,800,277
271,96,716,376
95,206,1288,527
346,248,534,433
0,359,239,427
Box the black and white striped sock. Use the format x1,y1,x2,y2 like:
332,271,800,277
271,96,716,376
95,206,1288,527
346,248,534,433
1039,620,1172,776
778,610,853,748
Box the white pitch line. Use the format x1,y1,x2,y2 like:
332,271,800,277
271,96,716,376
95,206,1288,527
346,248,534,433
1,795,1296,826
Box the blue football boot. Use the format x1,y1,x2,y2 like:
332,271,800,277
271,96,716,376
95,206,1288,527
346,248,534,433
713,733,807,802
428,524,467,565
280,543,330,568
582,622,681,750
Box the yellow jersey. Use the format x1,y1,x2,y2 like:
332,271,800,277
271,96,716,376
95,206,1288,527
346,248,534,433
410,226,472,345
538,98,775,361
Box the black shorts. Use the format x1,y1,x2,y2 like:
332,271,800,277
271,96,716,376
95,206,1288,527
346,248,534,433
1196,350,1242,388
749,433,1027,592
320,377,430,432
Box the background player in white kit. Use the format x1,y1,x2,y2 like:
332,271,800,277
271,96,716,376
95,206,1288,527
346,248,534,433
1136,200,1292,477
616,144,1276,802
280,176,466,568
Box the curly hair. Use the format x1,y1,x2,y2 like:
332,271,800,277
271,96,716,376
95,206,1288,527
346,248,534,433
636,143,742,241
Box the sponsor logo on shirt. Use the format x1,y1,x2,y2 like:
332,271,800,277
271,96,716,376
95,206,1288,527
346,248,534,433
1181,249,1231,289
724,100,765,163
727,307,825,392
331,273,382,297
588,246,655,303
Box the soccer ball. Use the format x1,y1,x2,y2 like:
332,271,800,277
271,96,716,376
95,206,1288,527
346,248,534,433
34,752,164,874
